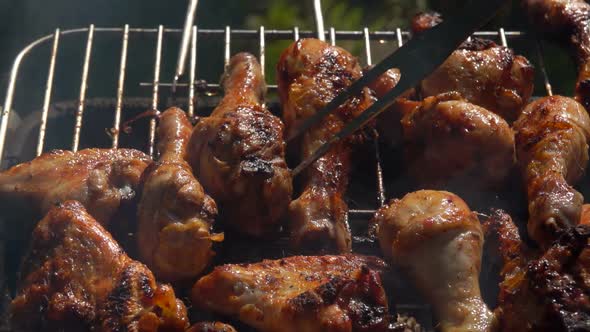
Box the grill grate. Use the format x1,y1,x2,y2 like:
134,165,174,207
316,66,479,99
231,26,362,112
0,1,559,329
0,1,556,229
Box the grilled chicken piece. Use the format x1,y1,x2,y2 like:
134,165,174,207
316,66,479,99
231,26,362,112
366,67,408,147
412,12,534,123
524,0,590,109
277,38,374,252
514,96,590,247
138,107,220,281
0,148,150,225
189,53,292,237
10,200,188,332
401,92,515,187
186,322,237,332
483,209,590,331
374,190,493,332
192,255,391,332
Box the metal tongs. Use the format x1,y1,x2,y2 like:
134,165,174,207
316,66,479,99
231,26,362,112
290,0,511,176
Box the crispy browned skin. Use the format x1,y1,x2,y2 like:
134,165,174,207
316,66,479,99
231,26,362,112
401,92,515,187
138,107,220,281
514,96,590,247
0,148,150,225
483,210,590,332
375,190,493,332
411,12,534,123
277,39,374,252
10,200,188,332
189,53,292,237
192,255,390,332
524,0,590,109
186,322,237,332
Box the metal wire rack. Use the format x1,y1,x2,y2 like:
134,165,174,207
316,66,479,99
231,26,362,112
0,4,554,213
0,0,561,329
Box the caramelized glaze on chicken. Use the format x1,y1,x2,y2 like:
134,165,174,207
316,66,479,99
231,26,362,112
401,92,515,187
483,209,590,332
412,12,535,122
192,255,391,332
0,148,150,225
138,107,220,281
514,96,590,247
10,201,188,332
189,53,292,237
277,38,374,252
523,0,590,109
375,190,493,332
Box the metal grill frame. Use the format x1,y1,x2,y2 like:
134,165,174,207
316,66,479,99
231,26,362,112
0,2,554,218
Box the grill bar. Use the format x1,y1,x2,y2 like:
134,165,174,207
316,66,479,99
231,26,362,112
149,25,164,158
313,0,326,41
259,26,266,78
174,0,199,89
72,24,95,152
37,29,60,156
329,27,336,46
224,26,231,69
535,38,554,96
363,27,372,66
188,26,198,118
112,24,130,148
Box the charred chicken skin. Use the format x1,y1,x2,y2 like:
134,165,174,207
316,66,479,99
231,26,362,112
0,148,150,225
401,92,515,187
192,255,391,332
483,209,590,332
523,0,590,109
412,12,535,123
374,190,493,332
10,200,188,332
138,107,220,282
514,96,590,247
189,52,292,237
277,38,374,252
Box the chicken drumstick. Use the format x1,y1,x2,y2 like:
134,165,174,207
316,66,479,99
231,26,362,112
189,53,292,237
138,107,220,281
514,95,590,247
277,38,374,252
374,190,493,332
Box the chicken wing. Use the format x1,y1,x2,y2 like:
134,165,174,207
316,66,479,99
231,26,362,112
523,0,590,109
10,200,188,332
277,38,374,252
0,148,150,225
374,190,493,332
192,255,391,332
514,95,590,247
189,53,292,237
401,92,515,187
138,107,220,282
412,12,535,123
483,209,590,332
